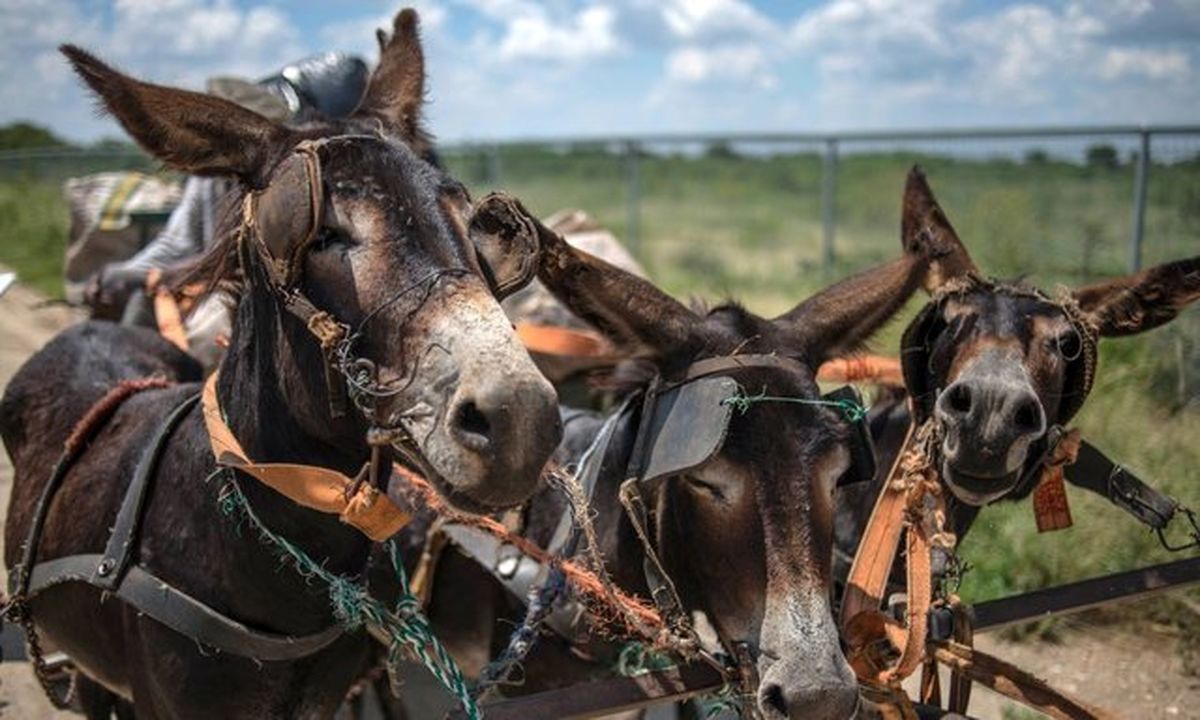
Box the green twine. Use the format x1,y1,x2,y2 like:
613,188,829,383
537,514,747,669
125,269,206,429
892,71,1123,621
217,474,480,720
722,386,867,423
614,641,678,677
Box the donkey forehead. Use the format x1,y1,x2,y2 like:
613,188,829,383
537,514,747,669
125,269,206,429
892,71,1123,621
947,291,1069,339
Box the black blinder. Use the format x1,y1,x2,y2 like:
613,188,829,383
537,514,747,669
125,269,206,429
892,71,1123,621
468,192,540,300
825,385,877,487
900,302,946,422
254,152,318,283
639,376,739,483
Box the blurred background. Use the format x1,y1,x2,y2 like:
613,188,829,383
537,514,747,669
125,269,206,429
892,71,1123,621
1,1,1198,716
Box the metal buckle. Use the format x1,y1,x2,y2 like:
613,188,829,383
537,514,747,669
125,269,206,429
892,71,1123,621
1157,506,1200,553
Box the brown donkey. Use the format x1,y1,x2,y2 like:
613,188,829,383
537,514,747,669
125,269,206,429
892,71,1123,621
1,9,560,719
412,192,965,720
836,169,1200,578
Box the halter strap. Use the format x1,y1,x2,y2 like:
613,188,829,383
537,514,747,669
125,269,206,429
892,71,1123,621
201,372,410,541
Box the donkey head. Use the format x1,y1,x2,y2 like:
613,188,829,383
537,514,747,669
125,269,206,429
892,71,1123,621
901,169,1200,506
500,197,959,720
61,9,560,512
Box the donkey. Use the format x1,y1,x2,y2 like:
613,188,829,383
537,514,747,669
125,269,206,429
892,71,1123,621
835,169,1200,577
2,9,559,719
409,190,967,720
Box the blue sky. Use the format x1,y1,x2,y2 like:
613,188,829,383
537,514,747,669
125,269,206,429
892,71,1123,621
2,0,1198,143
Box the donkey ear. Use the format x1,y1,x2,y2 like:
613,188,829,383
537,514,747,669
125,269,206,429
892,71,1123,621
902,166,978,292
774,254,928,365
774,168,977,364
1071,256,1200,337
355,9,427,145
61,45,293,188
506,202,705,357
468,193,540,300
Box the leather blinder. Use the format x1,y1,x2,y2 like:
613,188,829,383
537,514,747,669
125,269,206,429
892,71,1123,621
254,152,319,285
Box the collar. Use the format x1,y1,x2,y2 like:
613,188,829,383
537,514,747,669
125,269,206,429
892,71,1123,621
201,372,409,541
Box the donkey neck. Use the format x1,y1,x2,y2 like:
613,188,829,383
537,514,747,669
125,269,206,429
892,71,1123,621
219,287,367,474
213,286,371,574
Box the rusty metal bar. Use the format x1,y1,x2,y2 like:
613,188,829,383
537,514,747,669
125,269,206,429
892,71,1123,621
972,555,1200,633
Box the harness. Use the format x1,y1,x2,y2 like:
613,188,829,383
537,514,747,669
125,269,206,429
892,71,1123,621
439,353,878,710
1,135,493,706
840,276,1198,718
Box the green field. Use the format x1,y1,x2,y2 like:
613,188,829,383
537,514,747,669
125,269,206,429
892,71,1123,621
2,146,1198,653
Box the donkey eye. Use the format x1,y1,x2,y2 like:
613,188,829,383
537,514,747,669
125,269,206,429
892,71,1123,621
684,476,727,502
1053,330,1081,360
312,227,355,250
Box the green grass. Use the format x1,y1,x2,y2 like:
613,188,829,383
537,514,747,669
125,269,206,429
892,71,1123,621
2,148,1198,637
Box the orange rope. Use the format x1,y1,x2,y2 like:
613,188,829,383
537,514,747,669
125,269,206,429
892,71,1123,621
390,464,667,640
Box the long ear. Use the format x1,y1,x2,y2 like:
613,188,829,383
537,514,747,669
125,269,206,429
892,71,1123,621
773,167,977,364
774,254,927,364
1071,256,1200,337
355,9,427,145
511,204,705,357
61,45,294,187
902,166,977,292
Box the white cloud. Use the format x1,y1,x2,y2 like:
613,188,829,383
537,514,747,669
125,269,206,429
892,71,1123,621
660,0,776,41
497,5,621,62
1099,47,1190,80
665,45,775,88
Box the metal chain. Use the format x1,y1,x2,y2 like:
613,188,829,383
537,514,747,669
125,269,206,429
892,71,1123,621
5,599,75,710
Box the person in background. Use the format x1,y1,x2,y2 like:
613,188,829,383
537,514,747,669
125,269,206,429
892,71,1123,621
85,53,368,367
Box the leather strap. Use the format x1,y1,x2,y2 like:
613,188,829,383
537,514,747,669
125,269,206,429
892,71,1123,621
201,373,410,541
842,419,943,687
930,641,1119,720
97,394,200,590
841,422,916,629
678,353,807,384
26,555,343,661
1064,440,1181,530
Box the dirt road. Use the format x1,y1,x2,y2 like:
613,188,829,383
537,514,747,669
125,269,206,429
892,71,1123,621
0,272,1195,718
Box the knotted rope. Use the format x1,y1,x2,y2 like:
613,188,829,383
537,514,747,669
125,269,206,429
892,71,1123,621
215,472,479,719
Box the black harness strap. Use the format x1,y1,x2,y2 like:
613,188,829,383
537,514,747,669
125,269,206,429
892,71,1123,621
12,392,344,662
25,557,343,661
1065,440,1192,534
97,394,200,589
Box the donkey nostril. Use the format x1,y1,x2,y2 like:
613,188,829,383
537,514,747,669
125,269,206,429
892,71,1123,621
760,684,787,716
1013,397,1043,433
947,383,972,415
455,401,491,440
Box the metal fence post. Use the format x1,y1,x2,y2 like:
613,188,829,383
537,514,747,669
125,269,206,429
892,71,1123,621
1129,129,1150,272
625,140,641,255
821,138,839,271
485,143,502,186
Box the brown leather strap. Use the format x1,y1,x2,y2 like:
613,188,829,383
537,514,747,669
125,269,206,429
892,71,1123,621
679,354,807,383
842,418,943,687
931,641,1119,720
841,422,916,628
201,373,409,541
947,599,974,713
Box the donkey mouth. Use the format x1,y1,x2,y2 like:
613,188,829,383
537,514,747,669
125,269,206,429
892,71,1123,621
387,446,527,515
941,462,1020,506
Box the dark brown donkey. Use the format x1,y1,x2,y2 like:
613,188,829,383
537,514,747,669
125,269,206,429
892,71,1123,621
414,194,963,720
2,10,560,719
836,170,1200,575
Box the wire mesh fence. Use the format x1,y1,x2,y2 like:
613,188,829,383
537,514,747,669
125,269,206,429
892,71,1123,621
2,125,1198,406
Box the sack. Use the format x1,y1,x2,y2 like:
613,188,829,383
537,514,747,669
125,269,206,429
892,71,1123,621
62,172,182,304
